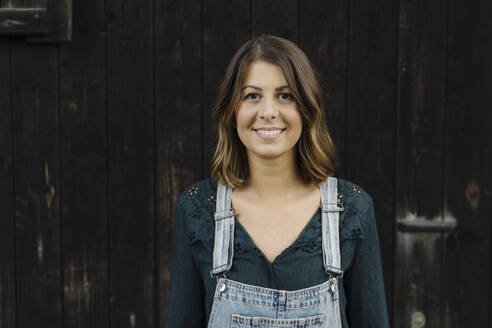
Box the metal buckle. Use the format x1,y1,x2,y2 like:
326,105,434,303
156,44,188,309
213,208,236,221
321,202,344,212
325,266,344,278
209,269,227,279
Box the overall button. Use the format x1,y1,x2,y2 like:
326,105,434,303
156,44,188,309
218,281,226,292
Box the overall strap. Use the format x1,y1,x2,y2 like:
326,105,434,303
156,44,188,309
210,183,235,276
319,177,344,277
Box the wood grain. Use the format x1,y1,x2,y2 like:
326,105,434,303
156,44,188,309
154,0,202,325
11,40,61,328
0,38,16,328
106,0,155,325
58,0,108,325
346,0,397,321
299,0,348,177
251,0,298,42
442,0,492,326
202,0,249,177
395,0,448,327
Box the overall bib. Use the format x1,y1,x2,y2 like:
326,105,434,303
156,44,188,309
208,177,344,328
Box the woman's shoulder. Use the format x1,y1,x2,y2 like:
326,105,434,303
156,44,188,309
336,177,374,214
336,177,375,241
176,177,218,210
175,177,218,250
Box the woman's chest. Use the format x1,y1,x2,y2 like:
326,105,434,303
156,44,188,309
235,206,318,263
231,192,321,263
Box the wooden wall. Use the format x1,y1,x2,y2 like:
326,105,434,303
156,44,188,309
0,0,491,327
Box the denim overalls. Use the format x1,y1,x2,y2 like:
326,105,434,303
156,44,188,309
207,177,344,328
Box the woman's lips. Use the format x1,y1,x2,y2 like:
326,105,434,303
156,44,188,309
253,128,285,140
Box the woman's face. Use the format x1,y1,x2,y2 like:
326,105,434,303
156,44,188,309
235,60,303,161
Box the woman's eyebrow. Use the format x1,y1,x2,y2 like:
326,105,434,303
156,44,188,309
241,85,290,91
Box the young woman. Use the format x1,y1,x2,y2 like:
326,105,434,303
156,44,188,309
165,34,389,328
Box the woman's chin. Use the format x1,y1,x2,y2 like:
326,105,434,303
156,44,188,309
247,147,295,160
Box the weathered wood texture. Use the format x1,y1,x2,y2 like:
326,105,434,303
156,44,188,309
300,0,347,178
346,1,397,321
394,0,448,327
0,0,71,41
106,0,155,326
202,0,249,176
0,0,490,327
27,0,72,42
486,2,492,326
155,0,202,323
252,0,298,41
442,0,492,327
0,8,48,34
11,41,61,327
0,38,15,328
58,0,107,326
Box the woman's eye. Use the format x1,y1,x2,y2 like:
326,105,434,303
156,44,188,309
245,93,260,100
279,93,293,101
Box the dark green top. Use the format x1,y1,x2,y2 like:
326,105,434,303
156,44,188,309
164,177,389,328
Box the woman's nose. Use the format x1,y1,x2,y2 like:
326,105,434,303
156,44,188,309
258,97,278,120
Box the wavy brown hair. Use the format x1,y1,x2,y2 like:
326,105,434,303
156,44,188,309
211,34,337,188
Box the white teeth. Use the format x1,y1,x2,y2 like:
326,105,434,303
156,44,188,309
256,129,283,136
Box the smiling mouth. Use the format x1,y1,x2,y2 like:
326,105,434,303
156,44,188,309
253,128,286,138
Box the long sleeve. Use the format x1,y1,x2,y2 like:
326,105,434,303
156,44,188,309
344,198,390,328
164,197,206,327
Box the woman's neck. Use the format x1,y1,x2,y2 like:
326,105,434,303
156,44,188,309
242,150,312,202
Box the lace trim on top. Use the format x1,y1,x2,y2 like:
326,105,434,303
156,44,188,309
183,178,365,254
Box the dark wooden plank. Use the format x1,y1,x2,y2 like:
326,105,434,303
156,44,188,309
345,0,397,321
27,0,72,42
154,0,202,324
394,0,448,327
442,0,492,326
0,0,71,41
106,0,155,325
11,40,61,328
0,39,16,328
2,0,47,7
251,0,298,42
299,0,347,176
202,0,249,177
58,0,107,326
0,8,48,34
486,1,492,325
